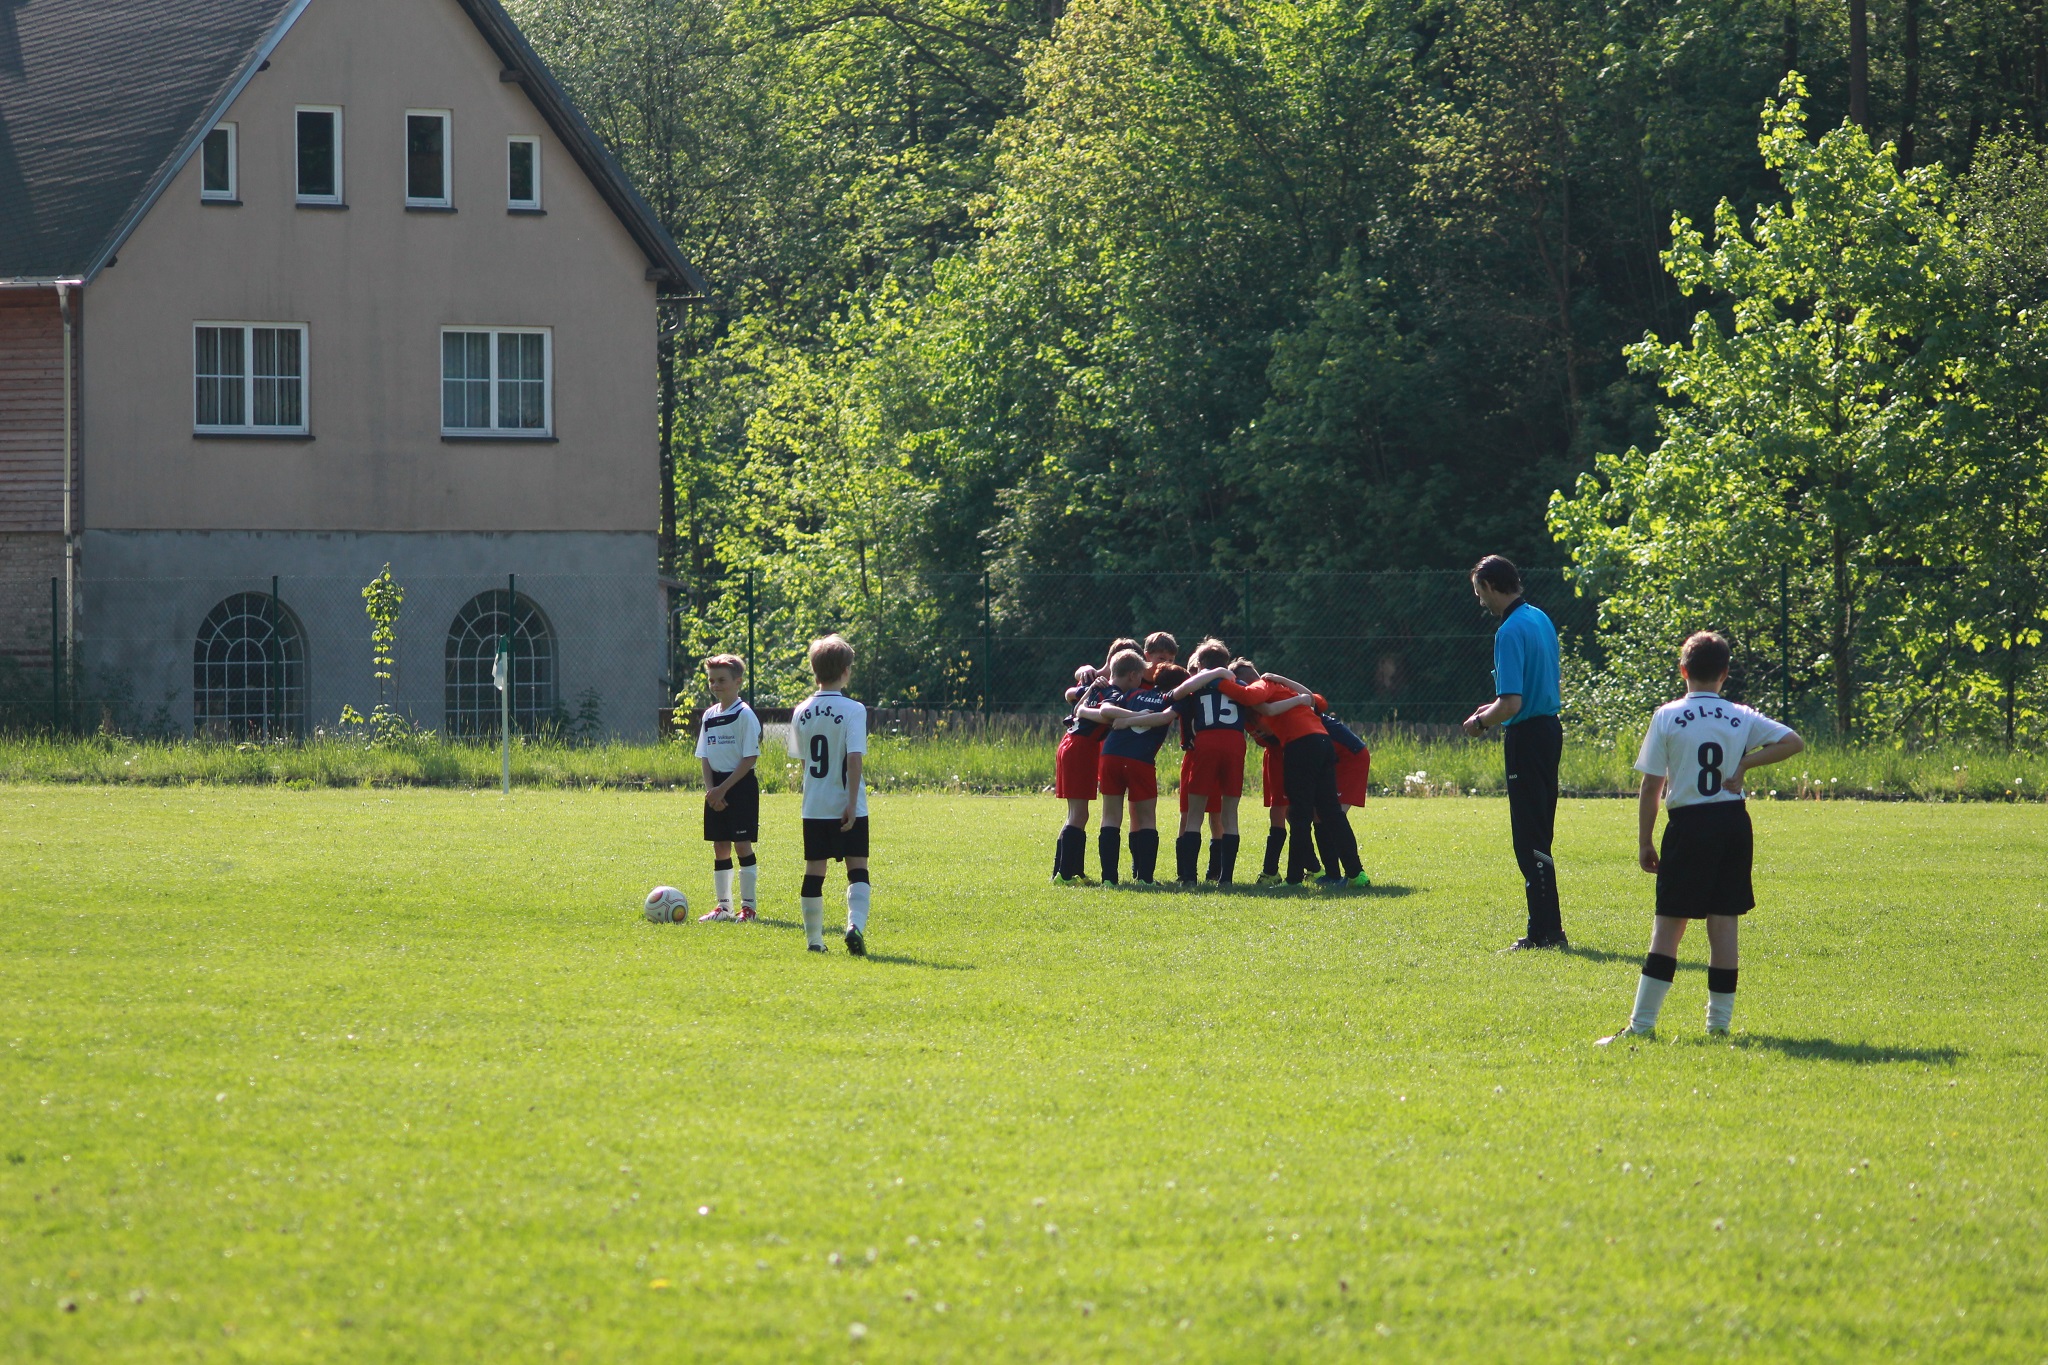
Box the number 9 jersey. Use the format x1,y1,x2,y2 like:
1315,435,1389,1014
793,689,869,820
1634,691,1792,810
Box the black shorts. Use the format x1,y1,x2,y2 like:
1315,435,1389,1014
1656,800,1755,918
802,815,870,862
702,770,760,843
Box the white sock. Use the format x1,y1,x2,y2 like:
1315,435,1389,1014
1629,974,1673,1033
1707,991,1735,1032
713,865,734,910
801,898,824,949
737,861,758,909
847,881,871,933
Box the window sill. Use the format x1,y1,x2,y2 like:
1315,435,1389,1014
194,430,314,441
296,200,347,210
508,206,546,215
441,432,557,443
406,204,457,213
201,197,243,207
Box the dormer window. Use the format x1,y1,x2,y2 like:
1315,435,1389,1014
296,106,343,204
507,136,540,210
407,111,452,208
201,123,237,201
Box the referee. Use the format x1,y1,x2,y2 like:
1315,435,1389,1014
1461,555,1568,951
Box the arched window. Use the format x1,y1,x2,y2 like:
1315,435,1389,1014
445,590,555,736
193,592,306,738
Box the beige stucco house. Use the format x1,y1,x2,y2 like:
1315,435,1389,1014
0,0,705,738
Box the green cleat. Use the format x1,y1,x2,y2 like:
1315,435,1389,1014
1351,871,1372,887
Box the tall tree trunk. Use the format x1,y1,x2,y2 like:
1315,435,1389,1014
1831,527,1855,738
1849,0,1870,130
2006,626,2021,750
1901,0,1920,165
1782,0,1799,78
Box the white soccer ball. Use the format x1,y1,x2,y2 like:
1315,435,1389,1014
644,885,688,923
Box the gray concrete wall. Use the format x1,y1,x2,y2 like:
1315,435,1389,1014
77,530,666,739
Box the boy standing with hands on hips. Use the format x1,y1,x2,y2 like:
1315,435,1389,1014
1599,631,1803,1044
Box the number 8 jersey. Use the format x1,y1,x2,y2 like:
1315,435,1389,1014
793,689,869,820
1634,690,1793,810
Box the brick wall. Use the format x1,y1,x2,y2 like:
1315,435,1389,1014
0,289,69,665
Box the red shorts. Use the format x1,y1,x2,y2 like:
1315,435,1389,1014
1055,733,1102,799
1180,730,1246,800
1097,753,1159,802
1177,749,1193,812
1335,743,1372,807
1261,746,1285,808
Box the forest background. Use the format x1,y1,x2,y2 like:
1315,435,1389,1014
510,0,2048,745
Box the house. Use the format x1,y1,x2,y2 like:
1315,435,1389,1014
0,0,705,739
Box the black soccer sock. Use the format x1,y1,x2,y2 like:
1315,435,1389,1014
1098,827,1121,883
1707,966,1738,994
1204,837,1223,882
1129,829,1160,883
737,853,756,867
1643,952,1679,983
1216,834,1241,885
1057,825,1088,880
1175,832,1201,885
1706,965,1739,1030
714,857,734,871
1262,826,1286,877
801,874,825,898
1052,831,1067,879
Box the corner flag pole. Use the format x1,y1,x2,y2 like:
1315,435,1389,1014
497,573,515,795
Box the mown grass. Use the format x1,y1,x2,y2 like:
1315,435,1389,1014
1,789,2043,1362
2,730,2044,801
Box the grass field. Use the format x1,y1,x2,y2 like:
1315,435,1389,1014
3,789,2045,1362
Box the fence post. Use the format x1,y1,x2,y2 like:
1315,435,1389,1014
501,573,514,796
50,576,61,734
1779,562,1790,722
745,570,756,708
981,568,993,717
269,575,283,741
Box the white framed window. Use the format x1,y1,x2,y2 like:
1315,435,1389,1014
201,123,237,200
295,106,343,203
441,327,551,435
406,110,452,207
195,323,310,434
507,135,541,210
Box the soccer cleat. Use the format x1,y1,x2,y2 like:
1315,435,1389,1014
735,906,758,923
699,906,736,923
1350,871,1373,887
1315,874,1348,887
1705,1024,1731,1036
1595,1025,1654,1046
1254,874,1284,887
1053,874,1095,886
844,926,867,957
807,944,827,954
1502,932,1570,952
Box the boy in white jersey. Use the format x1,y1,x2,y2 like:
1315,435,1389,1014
693,654,762,922
791,634,871,956
1599,632,1804,1044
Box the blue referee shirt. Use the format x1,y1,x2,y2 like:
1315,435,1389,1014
1492,599,1560,725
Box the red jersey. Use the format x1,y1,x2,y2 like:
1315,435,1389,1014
1216,679,1327,744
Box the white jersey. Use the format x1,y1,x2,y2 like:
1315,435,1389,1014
1635,691,1793,810
792,690,868,820
694,698,761,774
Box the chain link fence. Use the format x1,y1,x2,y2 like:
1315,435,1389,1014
5,563,2042,746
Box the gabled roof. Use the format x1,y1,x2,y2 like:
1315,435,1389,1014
0,0,707,297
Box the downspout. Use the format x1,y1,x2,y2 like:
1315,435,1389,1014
57,283,76,686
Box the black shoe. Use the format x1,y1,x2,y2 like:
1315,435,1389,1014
1503,932,1570,952
808,944,827,954
1314,874,1347,887
844,927,866,957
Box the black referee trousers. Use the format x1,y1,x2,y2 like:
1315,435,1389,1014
1502,715,1563,939
1282,733,1358,883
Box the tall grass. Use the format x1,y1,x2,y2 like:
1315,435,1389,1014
0,730,2041,799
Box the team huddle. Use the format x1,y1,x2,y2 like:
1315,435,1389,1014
1050,632,1373,890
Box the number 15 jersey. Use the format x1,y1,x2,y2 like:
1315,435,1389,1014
1635,691,1792,811
793,690,869,820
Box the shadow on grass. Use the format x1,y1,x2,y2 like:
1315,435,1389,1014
1087,882,1418,899
860,953,977,971
1561,945,1706,972
1735,1034,1965,1066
